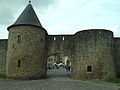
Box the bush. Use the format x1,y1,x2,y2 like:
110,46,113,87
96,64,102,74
0,74,6,78
105,78,120,83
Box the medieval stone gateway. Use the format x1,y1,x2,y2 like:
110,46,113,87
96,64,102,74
0,2,120,80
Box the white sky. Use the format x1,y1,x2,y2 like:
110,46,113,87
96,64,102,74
0,0,120,39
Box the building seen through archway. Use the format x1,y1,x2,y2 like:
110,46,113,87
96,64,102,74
47,54,71,78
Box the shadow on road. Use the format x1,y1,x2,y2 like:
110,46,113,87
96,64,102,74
47,67,71,80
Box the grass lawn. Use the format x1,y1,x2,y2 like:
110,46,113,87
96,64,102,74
0,74,6,78
105,78,120,83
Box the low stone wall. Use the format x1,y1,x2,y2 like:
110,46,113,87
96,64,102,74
0,39,8,74
114,38,120,77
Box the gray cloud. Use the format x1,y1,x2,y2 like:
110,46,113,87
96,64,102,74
0,0,56,25
0,7,14,25
1,0,120,39
32,0,57,8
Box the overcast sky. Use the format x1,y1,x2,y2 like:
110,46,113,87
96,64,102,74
0,0,120,39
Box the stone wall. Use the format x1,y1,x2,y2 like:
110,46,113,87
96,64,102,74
6,25,47,79
0,28,119,80
0,39,8,74
114,38,120,77
71,29,116,80
47,35,74,57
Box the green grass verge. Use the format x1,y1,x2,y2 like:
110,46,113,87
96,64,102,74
0,74,6,78
105,78,120,83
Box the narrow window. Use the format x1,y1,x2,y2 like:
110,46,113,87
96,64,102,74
87,66,92,72
54,37,56,40
63,37,64,40
41,38,43,42
18,60,21,68
17,35,21,43
13,45,14,48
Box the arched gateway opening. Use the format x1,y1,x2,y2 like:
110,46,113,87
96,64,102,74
47,35,74,79
47,53,71,79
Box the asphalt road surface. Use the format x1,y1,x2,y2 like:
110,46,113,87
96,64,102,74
0,67,119,90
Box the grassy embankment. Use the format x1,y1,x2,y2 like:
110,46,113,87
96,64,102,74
0,74,6,78
105,78,120,83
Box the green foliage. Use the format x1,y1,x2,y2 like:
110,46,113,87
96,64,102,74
105,78,120,83
0,74,6,78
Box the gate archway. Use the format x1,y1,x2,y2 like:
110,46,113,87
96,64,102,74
47,53,72,79
46,35,74,79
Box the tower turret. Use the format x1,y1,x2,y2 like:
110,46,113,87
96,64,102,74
6,2,47,79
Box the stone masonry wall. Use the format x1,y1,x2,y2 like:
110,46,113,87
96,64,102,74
71,29,116,80
0,39,8,74
114,38,120,77
47,35,74,57
6,26,47,79
0,28,119,80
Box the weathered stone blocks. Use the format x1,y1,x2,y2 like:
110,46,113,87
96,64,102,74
114,38,120,77
71,29,116,80
0,39,7,75
6,26,47,79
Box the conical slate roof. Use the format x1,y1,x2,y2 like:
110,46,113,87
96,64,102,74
8,3,42,29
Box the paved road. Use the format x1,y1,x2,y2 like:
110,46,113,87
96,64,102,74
0,68,119,90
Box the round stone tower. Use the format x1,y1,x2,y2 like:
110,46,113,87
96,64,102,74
71,29,116,80
6,2,47,79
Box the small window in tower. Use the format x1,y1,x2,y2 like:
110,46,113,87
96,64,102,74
17,35,21,43
54,37,56,40
41,38,43,42
87,66,92,72
13,44,15,48
18,60,21,68
63,37,64,40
